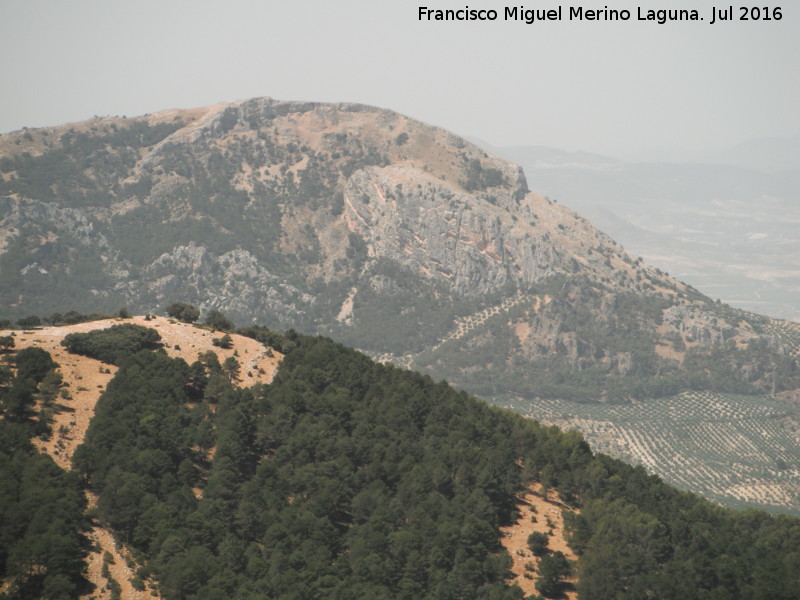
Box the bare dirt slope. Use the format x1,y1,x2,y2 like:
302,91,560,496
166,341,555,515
4,315,282,469
500,483,579,599
82,492,159,600
2,315,282,600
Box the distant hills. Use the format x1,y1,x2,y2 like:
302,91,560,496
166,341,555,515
494,140,800,322
1,98,799,514
701,134,800,172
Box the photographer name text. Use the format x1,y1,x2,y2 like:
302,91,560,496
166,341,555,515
418,6,784,25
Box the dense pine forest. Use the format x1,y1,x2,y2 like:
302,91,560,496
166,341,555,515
1,322,800,599
0,346,87,599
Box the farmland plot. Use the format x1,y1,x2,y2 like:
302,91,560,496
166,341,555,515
503,391,800,515
763,319,800,357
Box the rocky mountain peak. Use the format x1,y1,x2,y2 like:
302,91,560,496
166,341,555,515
1,97,798,404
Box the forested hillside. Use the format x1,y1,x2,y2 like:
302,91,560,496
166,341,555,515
3,321,799,599
0,347,88,599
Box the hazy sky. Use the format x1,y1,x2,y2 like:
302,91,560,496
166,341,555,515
2,0,798,158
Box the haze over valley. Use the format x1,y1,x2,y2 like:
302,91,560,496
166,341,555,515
494,140,800,323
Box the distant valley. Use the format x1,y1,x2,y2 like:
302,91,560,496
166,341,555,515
494,142,800,323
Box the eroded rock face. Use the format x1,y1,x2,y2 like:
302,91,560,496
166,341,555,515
341,166,584,295
0,197,109,250
139,244,314,324
663,305,760,348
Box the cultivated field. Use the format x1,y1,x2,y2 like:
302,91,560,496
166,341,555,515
503,391,800,515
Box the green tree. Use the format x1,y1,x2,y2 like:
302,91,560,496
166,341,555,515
0,363,12,387
166,302,200,323
187,361,208,398
212,334,233,349
16,315,42,329
61,324,161,364
527,531,549,556
222,356,240,382
37,369,64,405
198,350,223,375
0,421,88,600
0,335,15,352
15,347,57,383
536,551,571,598
204,309,234,331
2,379,36,422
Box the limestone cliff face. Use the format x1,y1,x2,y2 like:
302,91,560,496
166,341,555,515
341,165,631,295
1,97,798,398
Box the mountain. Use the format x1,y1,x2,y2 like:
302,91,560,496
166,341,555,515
2,98,800,514
494,144,800,323
0,99,656,322
700,135,800,172
2,316,800,599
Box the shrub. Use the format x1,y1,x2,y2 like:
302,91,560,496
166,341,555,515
212,334,232,349
204,309,234,331
166,302,200,323
528,531,549,556
62,324,161,364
